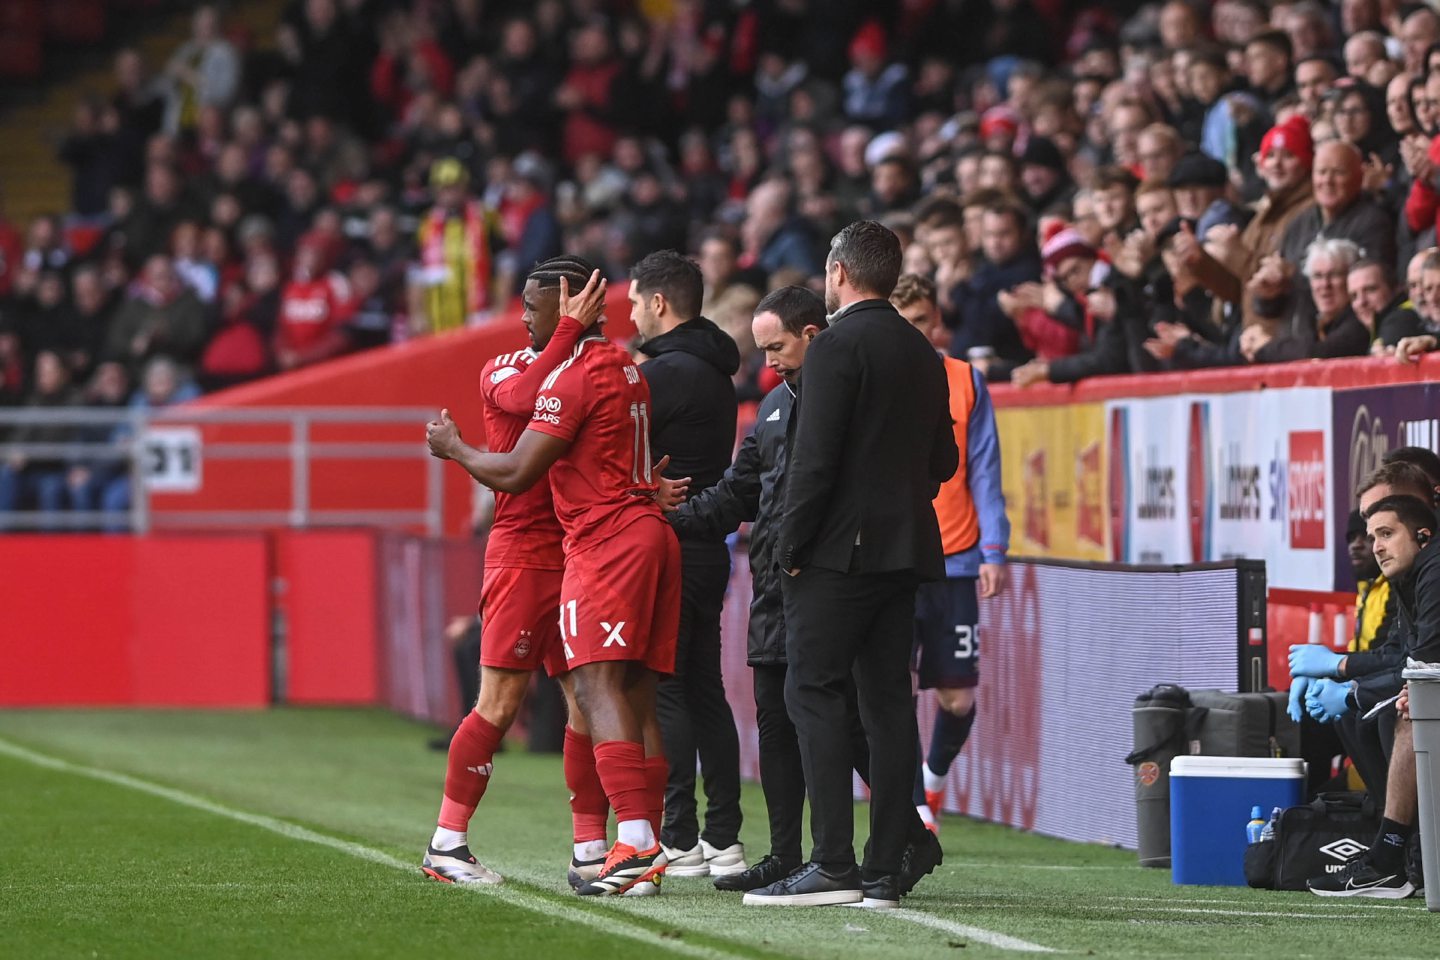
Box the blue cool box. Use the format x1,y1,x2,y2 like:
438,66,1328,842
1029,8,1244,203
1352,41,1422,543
1169,756,1306,886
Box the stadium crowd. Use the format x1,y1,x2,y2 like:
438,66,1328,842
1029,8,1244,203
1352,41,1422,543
6,0,1440,518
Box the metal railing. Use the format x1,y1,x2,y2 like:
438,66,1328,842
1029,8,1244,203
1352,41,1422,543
0,407,445,534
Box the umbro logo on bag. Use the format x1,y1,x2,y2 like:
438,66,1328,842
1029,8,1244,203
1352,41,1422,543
1319,838,1369,862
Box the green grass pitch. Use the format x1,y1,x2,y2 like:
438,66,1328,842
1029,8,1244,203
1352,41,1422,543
0,708,1435,959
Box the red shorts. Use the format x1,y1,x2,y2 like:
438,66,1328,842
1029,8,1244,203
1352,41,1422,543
479,565,567,677
557,515,680,675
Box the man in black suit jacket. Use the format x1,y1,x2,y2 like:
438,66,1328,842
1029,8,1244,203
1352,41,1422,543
744,220,959,908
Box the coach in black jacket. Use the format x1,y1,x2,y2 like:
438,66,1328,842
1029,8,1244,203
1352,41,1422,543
631,250,745,873
746,221,959,908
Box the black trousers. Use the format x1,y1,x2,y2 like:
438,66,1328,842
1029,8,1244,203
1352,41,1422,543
753,662,872,865
783,565,919,875
657,558,743,850
1337,706,1397,810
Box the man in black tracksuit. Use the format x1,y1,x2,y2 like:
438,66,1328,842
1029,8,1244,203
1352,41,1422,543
629,250,745,875
668,285,942,895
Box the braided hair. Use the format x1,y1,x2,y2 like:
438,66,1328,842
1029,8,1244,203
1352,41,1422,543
527,255,599,292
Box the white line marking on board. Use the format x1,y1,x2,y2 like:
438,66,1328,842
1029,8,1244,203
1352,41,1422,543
891,908,1056,952
0,738,740,960
0,738,1061,955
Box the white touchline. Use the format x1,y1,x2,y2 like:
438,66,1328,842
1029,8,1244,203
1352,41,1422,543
0,738,741,960
0,738,1062,955
891,909,1056,953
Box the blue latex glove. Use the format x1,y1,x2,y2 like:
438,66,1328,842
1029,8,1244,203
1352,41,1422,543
1287,676,1312,724
1306,678,1353,723
1288,644,1344,679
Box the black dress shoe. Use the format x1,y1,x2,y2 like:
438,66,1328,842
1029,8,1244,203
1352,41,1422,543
899,828,943,895
741,861,863,906
714,854,800,892
846,873,900,909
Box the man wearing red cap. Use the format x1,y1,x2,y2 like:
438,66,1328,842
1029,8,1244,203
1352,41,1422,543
1178,114,1315,330
842,22,909,129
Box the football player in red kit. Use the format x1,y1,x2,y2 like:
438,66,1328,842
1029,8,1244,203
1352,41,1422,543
422,257,628,888
427,264,681,896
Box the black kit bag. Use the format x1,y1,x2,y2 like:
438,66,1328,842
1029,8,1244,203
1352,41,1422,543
1244,792,1381,890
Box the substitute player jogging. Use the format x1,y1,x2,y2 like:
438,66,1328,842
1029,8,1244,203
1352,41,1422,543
427,267,681,897
420,256,608,886
890,274,1009,833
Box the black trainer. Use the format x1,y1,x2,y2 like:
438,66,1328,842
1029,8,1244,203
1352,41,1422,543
713,854,800,892
899,828,943,895
1308,854,1415,899
741,861,863,906
845,873,900,909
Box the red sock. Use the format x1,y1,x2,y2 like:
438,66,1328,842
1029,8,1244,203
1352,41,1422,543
437,712,504,832
564,726,609,843
644,755,668,841
593,739,649,827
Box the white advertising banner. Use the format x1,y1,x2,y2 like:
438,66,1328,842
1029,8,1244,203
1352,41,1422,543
1107,389,1333,589
1105,396,1191,564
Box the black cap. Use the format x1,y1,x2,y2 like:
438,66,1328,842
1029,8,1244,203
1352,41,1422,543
1167,151,1228,189
1020,136,1066,172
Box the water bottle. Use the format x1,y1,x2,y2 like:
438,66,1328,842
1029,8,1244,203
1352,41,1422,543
1246,805,1266,844
1259,807,1281,843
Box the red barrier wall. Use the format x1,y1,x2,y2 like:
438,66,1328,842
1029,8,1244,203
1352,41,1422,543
0,535,270,707
990,352,1440,407
276,530,381,705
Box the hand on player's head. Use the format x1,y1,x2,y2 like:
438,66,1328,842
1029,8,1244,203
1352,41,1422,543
559,269,608,328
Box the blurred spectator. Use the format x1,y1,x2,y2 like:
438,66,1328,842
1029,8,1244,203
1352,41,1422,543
200,251,281,390
104,255,208,373
68,361,132,520
741,180,823,278
414,158,501,332
955,199,1040,374
275,238,350,371
163,4,241,135
0,351,81,524
842,22,909,129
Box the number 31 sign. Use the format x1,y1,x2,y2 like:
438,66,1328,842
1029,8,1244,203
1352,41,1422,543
140,427,203,492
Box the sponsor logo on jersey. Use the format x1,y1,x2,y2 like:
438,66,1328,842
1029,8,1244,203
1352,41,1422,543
535,395,562,413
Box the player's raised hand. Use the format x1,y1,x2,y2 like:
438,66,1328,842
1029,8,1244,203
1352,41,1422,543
559,269,608,328
426,408,461,460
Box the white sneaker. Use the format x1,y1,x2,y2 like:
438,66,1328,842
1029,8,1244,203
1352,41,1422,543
702,840,747,877
422,844,503,885
662,843,710,876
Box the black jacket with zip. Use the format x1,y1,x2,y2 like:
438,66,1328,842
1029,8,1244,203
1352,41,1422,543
669,382,792,664
640,315,740,565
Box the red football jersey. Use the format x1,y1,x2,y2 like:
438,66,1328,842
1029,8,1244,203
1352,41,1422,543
276,275,347,353
527,334,662,551
479,347,567,570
